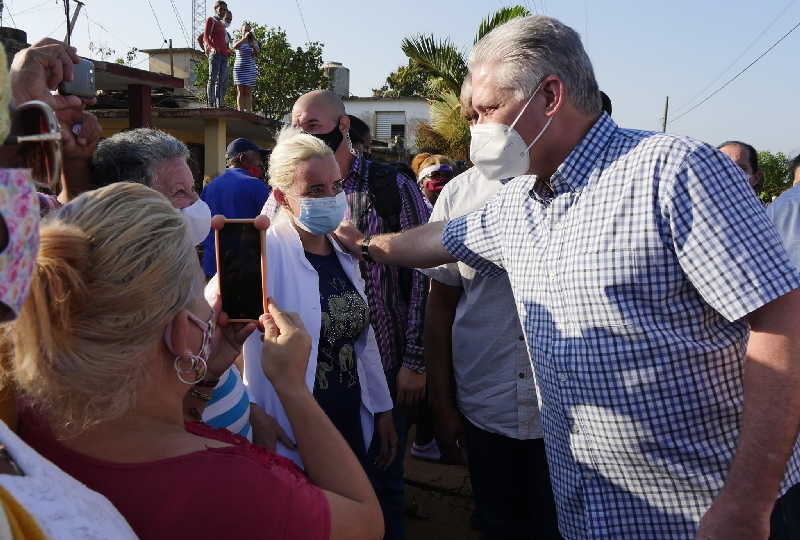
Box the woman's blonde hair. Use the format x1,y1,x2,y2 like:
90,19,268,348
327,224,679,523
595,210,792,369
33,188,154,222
267,126,333,192
8,182,199,433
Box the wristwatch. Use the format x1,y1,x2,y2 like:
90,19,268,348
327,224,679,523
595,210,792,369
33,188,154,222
360,237,375,263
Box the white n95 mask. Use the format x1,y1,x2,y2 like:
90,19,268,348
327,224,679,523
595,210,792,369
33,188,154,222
469,82,553,181
181,198,212,246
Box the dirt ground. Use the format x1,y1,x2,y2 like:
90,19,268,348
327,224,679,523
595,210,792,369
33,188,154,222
403,431,480,540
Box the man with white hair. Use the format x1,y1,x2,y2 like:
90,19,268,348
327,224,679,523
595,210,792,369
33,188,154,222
92,129,291,451
92,128,212,246
336,15,800,539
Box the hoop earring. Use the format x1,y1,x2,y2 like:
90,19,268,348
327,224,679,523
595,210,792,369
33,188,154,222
174,354,208,385
345,132,356,156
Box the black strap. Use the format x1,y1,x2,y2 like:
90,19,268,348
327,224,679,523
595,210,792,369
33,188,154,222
366,161,402,233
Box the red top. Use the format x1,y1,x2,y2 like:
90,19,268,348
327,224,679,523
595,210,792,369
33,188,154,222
18,410,330,540
203,16,230,56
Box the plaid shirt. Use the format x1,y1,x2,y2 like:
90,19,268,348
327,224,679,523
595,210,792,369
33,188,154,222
344,154,431,374
442,113,800,539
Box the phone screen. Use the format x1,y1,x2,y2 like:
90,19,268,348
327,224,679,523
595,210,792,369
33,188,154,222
217,222,264,320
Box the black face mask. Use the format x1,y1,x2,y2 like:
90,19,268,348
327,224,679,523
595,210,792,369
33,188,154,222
311,119,344,153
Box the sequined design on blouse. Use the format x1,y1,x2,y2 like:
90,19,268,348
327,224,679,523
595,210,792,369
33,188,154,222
316,284,368,390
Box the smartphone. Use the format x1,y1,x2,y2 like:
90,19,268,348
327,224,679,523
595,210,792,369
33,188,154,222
214,218,268,323
58,58,96,99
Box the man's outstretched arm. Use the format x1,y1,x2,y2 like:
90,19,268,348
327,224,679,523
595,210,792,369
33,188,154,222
334,220,456,269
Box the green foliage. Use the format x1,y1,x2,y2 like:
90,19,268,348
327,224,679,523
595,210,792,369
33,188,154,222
427,90,470,160
758,151,791,203
372,61,431,98
474,6,532,44
195,23,325,120
401,35,467,97
415,122,450,155
402,5,530,157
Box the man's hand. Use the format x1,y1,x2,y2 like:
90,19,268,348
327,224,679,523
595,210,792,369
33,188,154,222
396,366,426,407
10,39,85,113
58,111,102,203
374,411,398,470
433,402,466,465
333,221,365,259
61,111,101,163
250,403,297,452
695,492,771,540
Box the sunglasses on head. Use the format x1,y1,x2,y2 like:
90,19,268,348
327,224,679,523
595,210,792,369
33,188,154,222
2,100,62,192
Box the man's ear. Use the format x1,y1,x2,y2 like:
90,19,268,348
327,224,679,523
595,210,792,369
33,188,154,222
339,114,351,134
541,75,566,116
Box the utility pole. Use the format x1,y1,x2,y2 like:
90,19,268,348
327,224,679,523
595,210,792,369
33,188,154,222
63,0,84,46
661,96,669,132
168,39,174,76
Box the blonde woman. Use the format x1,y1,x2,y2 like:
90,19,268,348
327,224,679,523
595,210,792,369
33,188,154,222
10,182,383,539
235,127,396,473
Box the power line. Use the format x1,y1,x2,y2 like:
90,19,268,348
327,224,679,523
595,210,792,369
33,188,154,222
84,8,91,45
168,0,191,47
669,17,800,126
671,0,797,117
144,0,168,44
294,0,311,42
11,0,55,18
5,0,17,27
83,9,141,61
45,19,65,38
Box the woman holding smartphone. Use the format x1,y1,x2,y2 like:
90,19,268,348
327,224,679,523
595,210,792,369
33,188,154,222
9,182,383,539
234,126,397,475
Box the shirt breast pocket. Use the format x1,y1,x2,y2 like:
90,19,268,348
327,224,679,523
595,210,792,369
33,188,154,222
561,246,679,328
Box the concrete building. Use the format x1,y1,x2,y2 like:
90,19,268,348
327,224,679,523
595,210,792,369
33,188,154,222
323,61,350,98
344,96,431,152
139,47,206,100
89,58,277,181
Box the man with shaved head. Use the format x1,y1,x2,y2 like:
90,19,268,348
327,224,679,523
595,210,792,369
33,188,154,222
292,89,431,540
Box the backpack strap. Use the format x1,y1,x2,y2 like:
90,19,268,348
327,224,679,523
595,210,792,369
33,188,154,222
365,160,414,302
366,161,402,233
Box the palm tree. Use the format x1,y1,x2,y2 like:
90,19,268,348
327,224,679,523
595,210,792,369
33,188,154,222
402,6,531,159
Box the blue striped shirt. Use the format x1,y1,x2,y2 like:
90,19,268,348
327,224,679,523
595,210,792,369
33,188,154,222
203,365,252,441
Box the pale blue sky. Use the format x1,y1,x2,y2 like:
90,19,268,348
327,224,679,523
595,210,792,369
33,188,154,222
12,0,800,157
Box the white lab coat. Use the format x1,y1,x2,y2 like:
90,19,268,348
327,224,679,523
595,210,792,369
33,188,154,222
241,211,392,467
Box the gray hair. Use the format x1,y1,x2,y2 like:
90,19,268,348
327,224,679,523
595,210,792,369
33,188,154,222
469,15,601,115
91,128,190,188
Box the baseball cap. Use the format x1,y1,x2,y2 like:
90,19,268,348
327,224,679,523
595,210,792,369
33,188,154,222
226,138,268,158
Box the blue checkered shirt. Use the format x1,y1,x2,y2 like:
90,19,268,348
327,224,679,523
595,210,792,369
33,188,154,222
442,113,800,539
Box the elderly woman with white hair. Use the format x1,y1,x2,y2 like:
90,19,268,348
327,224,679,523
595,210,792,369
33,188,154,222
235,126,396,472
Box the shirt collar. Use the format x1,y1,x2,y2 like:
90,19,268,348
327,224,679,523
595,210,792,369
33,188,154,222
550,112,617,193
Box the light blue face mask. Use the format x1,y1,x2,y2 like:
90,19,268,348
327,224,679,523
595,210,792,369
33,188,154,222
288,191,347,235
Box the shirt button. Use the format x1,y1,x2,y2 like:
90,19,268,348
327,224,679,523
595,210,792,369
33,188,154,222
518,372,525,379
572,423,580,434
558,373,568,383
548,272,556,281
518,335,524,341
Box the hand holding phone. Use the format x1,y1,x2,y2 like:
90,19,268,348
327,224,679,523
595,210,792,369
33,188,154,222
213,216,269,323
58,58,96,99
